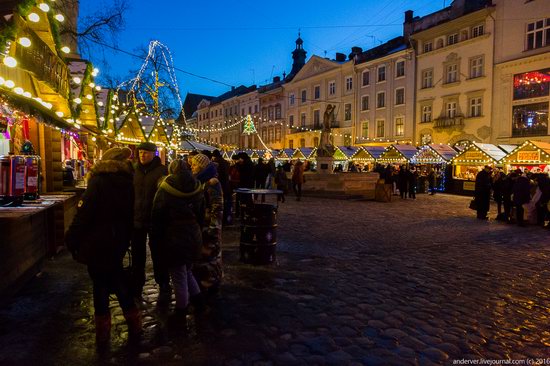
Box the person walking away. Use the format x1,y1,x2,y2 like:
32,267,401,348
474,165,492,220
274,165,288,203
502,172,515,223
212,149,231,226
397,166,408,199
265,157,276,189
132,142,169,300
190,154,224,294
254,157,270,189
427,166,436,195
408,168,418,199
513,169,531,226
151,160,204,323
66,147,141,346
292,160,305,201
535,173,550,227
492,170,505,220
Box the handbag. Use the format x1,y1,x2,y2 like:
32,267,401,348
469,198,477,210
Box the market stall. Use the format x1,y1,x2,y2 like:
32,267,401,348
333,146,359,172
450,142,510,194
501,140,550,175
411,144,458,192
350,146,385,172
377,144,418,167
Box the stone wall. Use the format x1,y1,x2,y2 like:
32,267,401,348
302,172,379,199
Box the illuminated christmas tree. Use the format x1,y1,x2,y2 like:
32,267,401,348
243,114,256,135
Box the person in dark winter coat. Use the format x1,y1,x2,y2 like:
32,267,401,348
190,154,224,292
212,150,232,225
151,160,204,316
513,170,531,226
397,166,408,199
492,170,505,219
535,173,550,227
474,165,492,220
274,165,289,202
501,172,515,222
292,160,305,201
407,168,418,199
66,147,141,345
132,142,169,298
254,158,270,189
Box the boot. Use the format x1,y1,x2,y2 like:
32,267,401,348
95,314,111,344
123,308,142,338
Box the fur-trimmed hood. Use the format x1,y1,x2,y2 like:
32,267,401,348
89,159,134,179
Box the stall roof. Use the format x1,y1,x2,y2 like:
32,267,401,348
350,147,376,161
293,147,315,159
336,146,359,159
502,140,550,163
276,149,295,159
179,139,217,152
362,146,386,159
429,143,458,161
498,144,518,154
393,144,419,160
472,143,508,162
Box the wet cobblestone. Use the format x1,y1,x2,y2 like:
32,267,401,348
0,193,549,365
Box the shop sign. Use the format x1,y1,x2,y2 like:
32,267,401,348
463,181,475,191
464,151,483,160
517,150,540,162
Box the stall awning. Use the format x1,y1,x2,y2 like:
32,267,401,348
350,147,376,161
378,144,418,163
276,148,294,159
362,146,386,159
452,142,508,165
293,147,316,160
334,146,359,160
501,140,550,164
412,144,458,163
179,139,217,152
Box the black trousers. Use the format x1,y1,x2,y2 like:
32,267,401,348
292,183,302,199
132,227,170,294
88,265,135,315
516,204,525,225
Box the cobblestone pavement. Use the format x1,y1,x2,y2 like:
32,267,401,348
1,193,549,365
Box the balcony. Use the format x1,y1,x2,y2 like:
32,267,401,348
433,115,464,130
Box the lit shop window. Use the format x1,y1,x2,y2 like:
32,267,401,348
513,69,550,100
512,102,549,137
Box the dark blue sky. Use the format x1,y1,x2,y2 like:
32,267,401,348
80,0,446,97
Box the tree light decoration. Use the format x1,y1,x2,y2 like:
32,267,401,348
61,46,70,54
54,14,64,22
5,80,15,88
23,91,31,98
28,13,40,22
72,77,81,84
56,111,64,117
13,87,24,95
0,77,4,85
18,37,31,47
38,3,50,12
73,98,82,104
3,56,17,68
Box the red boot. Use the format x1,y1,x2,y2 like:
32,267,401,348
95,314,111,344
123,308,142,337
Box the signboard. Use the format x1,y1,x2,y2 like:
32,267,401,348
463,181,475,191
517,150,540,162
464,151,483,160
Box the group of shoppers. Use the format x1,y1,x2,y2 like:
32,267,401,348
66,142,224,347
474,165,550,227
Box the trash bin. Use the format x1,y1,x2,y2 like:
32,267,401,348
240,203,277,264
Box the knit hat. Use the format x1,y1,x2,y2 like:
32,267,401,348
192,153,210,171
137,141,157,152
101,147,132,161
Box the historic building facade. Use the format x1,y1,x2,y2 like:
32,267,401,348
492,0,550,144
411,0,495,145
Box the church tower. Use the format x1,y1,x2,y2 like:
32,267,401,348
286,33,307,81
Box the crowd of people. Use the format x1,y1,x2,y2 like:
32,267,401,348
376,164,441,198
474,165,550,227
64,144,309,348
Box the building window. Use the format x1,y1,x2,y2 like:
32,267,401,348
437,39,444,49
300,138,306,148
377,66,386,82
361,95,369,111
395,117,404,137
422,69,433,88
328,81,336,96
289,93,295,106
313,109,320,128
424,42,433,53
289,115,294,127
301,89,307,103
526,19,550,50
268,107,274,120
275,104,282,119
362,121,369,139
447,33,459,46
362,70,370,86
268,128,274,142
513,68,550,100
469,97,482,117
255,105,258,113
275,127,281,141
262,128,267,141
446,101,458,118
345,76,353,91
512,102,549,137
314,85,320,99
376,119,385,137
344,103,352,121
396,61,405,78
470,56,484,78
395,88,405,105
300,112,306,127
445,63,459,84
421,105,432,123
377,91,385,108
248,106,252,114
289,139,294,149
472,24,484,38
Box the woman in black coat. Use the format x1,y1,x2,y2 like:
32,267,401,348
151,160,205,316
66,147,140,345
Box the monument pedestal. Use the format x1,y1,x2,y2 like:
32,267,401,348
316,156,334,174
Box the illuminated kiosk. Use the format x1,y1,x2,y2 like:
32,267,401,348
410,144,458,193
501,140,550,174
377,144,418,168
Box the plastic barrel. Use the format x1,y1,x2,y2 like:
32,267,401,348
240,203,277,264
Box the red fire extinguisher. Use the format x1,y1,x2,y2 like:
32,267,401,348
0,155,26,206
24,156,40,200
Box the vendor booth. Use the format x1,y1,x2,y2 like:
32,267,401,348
411,144,458,192
377,144,418,167
332,146,358,172
451,142,510,194
501,140,550,175
351,146,386,172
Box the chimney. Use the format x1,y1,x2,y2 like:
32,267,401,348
348,46,363,60
403,10,414,42
335,53,346,62
404,10,413,23
273,76,281,83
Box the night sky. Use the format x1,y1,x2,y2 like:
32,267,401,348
79,0,446,97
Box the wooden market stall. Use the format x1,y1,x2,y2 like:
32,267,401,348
333,146,359,172
450,142,511,195
350,146,385,172
411,144,458,192
377,144,418,167
500,140,550,174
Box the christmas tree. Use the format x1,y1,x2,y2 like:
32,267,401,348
243,114,256,135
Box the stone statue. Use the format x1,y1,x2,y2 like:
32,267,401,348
317,104,335,157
